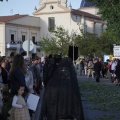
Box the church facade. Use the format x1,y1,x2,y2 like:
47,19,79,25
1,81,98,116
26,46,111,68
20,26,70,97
0,0,107,56
33,0,106,38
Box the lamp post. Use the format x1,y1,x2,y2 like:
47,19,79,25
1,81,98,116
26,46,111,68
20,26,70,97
73,41,74,63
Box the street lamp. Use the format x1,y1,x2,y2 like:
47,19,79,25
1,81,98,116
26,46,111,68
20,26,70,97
73,41,74,63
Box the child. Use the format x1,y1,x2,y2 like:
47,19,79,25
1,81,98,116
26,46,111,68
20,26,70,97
8,85,30,120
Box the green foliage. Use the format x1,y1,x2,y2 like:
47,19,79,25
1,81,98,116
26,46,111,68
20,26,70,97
40,26,75,56
87,0,120,39
74,31,116,57
40,26,117,58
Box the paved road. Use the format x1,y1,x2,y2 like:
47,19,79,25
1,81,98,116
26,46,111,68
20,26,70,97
77,75,113,85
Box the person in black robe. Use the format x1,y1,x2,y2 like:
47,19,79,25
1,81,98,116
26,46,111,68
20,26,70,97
42,54,54,87
94,58,102,82
40,57,84,120
115,60,120,86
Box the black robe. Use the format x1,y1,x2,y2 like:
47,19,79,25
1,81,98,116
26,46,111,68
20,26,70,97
40,57,84,120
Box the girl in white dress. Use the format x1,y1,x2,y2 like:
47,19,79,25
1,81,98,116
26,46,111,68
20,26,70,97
9,85,30,120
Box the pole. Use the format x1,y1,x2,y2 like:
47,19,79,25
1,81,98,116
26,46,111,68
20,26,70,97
73,41,74,63
34,43,36,53
27,40,30,57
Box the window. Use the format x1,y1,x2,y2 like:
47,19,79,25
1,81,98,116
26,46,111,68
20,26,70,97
11,34,14,43
48,17,55,31
50,5,54,9
32,36,36,44
22,35,25,42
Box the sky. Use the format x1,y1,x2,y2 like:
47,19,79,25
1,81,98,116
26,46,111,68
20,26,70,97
0,0,82,16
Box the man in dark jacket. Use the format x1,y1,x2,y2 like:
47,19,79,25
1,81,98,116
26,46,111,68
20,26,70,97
94,58,102,82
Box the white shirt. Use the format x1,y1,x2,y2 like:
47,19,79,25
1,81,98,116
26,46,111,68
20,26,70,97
41,56,45,63
12,95,23,108
111,61,117,70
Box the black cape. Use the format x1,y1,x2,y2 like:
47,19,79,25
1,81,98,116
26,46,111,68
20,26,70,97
40,57,84,120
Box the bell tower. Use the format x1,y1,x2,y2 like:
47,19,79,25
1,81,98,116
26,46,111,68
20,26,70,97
39,0,67,7
58,0,67,7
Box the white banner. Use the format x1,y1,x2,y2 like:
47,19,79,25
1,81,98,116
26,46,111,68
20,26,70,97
113,46,120,57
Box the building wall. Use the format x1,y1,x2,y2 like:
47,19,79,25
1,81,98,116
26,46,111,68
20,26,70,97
34,2,83,38
5,25,40,42
80,7,100,16
0,16,40,56
8,16,40,27
34,1,104,39
37,12,82,38
0,23,5,56
39,3,66,12
85,20,93,33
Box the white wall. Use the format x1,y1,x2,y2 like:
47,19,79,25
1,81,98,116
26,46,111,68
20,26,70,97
5,25,40,56
34,1,105,39
0,24,6,56
0,16,40,56
8,16,40,27
36,12,73,38
5,25,40,43
37,12,103,39
39,3,66,12
80,7,100,16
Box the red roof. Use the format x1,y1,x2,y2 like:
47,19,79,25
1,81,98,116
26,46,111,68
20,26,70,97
0,14,28,23
71,9,102,20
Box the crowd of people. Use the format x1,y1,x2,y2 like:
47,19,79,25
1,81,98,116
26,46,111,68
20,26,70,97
75,57,120,84
0,54,43,120
1,52,120,120
0,53,85,120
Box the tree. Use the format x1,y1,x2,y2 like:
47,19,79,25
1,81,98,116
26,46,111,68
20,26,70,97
74,32,99,57
40,26,75,56
98,32,117,55
0,0,8,1
87,0,120,39
40,26,117,58
74,30,117,58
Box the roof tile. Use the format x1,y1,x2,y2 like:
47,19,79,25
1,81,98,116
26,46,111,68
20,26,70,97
0,14,28,23
71,9,101,20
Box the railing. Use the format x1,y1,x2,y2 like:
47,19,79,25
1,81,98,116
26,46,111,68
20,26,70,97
6,42,40,50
